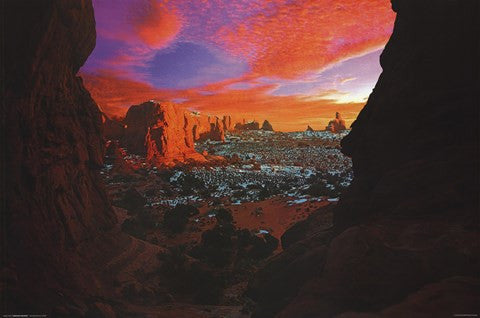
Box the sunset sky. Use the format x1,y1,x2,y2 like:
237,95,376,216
81,0,396,131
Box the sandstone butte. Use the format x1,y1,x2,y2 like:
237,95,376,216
104,101,278,167
123,101,209,167
325,112,347,133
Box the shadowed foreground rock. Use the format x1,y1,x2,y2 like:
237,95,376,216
2,1,162,315
247,1,479,317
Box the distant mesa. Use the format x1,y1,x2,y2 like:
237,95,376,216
261,120,274,131
235,119,274,131
325,112,347,133
235,120,260,130
306,125,315,132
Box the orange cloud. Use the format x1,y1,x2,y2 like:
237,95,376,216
180,85,364,131
81,71,166,115
211,0,394,78
82,71,363,131
133,0,182,49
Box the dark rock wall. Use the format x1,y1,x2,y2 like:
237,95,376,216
337,0,479,228
248,1,479,317
3,0,117,312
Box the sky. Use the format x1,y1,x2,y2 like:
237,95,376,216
81,0,396,131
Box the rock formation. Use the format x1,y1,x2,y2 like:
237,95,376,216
261,120,274,131
105,141,135,175
3,0,117,312
191,114,226,142
325,112,347,132
235,120,261,131
104,103,229,164
306,125,314,132
247,1,479,317
103,114,125,141
123,101,207,166
234,119,274,131
222,115,233,131
3,1,163,314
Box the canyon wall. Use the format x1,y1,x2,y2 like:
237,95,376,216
248,1,479,317
1,0,151,314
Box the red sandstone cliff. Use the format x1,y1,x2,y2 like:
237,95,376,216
190,113,226,142
123,101,207,166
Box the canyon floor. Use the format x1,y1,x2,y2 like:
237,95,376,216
100,129,350,316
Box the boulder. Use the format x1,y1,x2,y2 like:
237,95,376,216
105,141,135,175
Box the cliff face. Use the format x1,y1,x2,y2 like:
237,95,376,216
190,113,226,142
248,1,479,317
337,0,479,228
4,0,115,258
1,0,154,314
124,101,207,166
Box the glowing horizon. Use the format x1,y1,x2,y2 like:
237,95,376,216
81,0,395,131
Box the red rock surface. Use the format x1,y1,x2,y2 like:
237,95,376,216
123,101,208,166
222,115,233,131
190,113,226,142
325,112,347,133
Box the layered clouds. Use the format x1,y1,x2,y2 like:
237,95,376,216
82,0,395,131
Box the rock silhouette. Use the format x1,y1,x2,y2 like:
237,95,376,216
261,120,274,131
3,0,124,313
248,1,479,317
